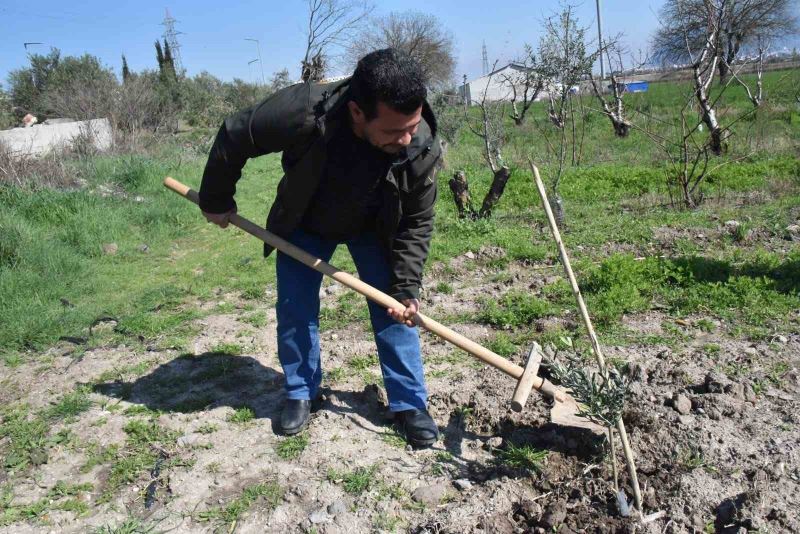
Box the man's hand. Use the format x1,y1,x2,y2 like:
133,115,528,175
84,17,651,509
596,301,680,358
202,207,237,228
387,298,420,327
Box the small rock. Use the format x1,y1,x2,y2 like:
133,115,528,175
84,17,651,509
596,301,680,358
725,382,746,400
102,243,118,255
138,244,150,253
464,251,475,260
539,499,567,529
412,483,449,505
485,436,503,449
627,362,648,383
774,335,788,344
672,393,692,415
785,224,800,240
724,220,741,233
480,513,515,534
704,371,730,393
309,508,331,524
362,383,388,410
177,434,199,448
330,333,339,340
678,414,693,426
327,499,347,516
453,479,472,491
744,346,758,356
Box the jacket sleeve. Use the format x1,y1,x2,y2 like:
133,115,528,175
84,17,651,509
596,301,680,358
388,153,440,302
199,84,310,213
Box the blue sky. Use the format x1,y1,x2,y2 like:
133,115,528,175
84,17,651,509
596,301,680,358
1,0,666,86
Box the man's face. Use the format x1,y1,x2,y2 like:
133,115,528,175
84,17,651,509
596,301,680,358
348,100,422,154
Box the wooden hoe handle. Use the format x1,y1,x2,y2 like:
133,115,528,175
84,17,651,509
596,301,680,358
163,177,562,402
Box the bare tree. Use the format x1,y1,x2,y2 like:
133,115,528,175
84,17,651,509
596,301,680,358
727,40,768,107
685,0,728,155
531,5,596,225
301,0,372,81
588,39,635,137
451,62,512,219
499,45,544,126
346,11,456,89
652,0,798,81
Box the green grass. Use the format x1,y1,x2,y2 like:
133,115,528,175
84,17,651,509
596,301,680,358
197,480,283,526
276,434,308,460
326,464,378,495
228,406,255,424
478,291,554,328
1,70,798,358
494,443,548,471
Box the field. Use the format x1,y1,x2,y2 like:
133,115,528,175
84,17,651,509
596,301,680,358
1,71,799,533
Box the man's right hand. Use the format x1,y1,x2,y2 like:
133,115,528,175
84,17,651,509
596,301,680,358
202,207,237,228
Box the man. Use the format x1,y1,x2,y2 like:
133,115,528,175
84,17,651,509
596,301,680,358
199,49,441,448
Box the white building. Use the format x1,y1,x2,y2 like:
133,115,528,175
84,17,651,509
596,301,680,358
459,63,552,105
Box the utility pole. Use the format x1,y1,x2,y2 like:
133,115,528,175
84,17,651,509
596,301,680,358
481,41,489,76
595,0,605,80
162,8,184,73
248,58,260,84
245,38,266,86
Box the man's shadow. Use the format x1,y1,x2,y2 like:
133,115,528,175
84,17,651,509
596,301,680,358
90,351,397,436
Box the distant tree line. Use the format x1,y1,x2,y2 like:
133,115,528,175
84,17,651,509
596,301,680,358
0,41,294,133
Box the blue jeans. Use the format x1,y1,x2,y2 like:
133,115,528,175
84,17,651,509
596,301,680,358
275,228,428,412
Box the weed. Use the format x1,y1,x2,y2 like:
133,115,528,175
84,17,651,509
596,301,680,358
242,311,268,327
276,434,308,460
768,362,790,386
494,443,548,471
695,318,716,332
228,406,255,424
434,282,454,295
0,408,49,470
487,332,517,357
478,291,554,328
326,464,377,495
679,447,717,473
46,386,92,422
205,461,221,475
348,354,379,371
702,343,721,356
209,342,243,356
197,423,218,434
197,480,282,526
326,366,346,383
380,428,407,449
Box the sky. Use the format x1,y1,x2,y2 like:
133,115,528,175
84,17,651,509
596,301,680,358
2,0,670,86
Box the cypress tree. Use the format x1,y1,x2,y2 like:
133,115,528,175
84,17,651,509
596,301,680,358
121,54,130,83
154,41,165,74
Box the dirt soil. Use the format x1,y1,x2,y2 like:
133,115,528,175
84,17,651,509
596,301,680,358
1,252,799,533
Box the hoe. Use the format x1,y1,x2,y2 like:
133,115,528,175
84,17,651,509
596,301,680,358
163,177,594,430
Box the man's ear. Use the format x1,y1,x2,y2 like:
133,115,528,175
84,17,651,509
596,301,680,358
348,100,365,125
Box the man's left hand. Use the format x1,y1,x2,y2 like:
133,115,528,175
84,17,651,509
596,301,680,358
387,298,419,327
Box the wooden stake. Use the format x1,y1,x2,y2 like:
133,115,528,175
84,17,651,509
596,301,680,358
529,163,643,512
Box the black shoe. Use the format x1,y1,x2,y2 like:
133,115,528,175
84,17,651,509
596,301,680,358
280,399,311,435
394,409,439,448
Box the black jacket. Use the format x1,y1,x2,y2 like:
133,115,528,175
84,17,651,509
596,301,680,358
198,78,441,301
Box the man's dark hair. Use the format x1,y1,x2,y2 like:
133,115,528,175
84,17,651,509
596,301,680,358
349,48,427,120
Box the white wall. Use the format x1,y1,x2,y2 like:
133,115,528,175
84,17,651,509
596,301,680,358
0,118,112,159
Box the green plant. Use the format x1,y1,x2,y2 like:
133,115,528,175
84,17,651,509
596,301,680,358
276,434,308,460
326,465,377,495
228,406,255,424
478,291,553,328
494,443,548,471
197,481,282,526
435,281,454,294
